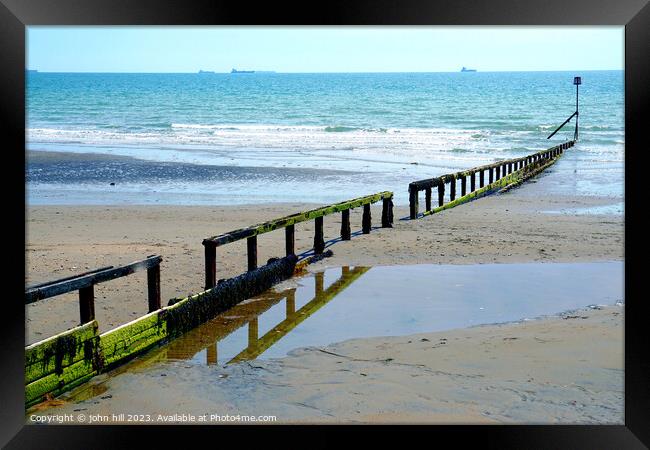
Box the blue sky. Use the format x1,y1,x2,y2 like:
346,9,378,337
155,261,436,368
27,26,624,73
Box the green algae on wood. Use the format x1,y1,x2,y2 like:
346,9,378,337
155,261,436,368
25,321,99,384
204,191,393,247
99,313,168,368
420,154,562,217
25,358,97,407
410,141,574,219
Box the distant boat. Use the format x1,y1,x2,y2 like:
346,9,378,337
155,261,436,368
231,68,255,74
26,69,38,73
198,70,215,74
461,67,477,72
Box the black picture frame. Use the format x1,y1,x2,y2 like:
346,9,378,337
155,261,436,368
1,0,647,447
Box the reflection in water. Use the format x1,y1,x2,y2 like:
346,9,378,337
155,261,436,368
161,266,369,365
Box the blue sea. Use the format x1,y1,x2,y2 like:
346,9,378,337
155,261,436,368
26,71,624,205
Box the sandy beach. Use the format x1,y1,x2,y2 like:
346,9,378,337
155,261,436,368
26,174,623,343
24,157,624,424
27,305,623,424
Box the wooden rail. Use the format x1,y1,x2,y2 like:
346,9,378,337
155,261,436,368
202,191,393,289
25,255,162,324
408,141,575,219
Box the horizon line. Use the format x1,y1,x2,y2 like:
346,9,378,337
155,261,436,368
26,68,623,74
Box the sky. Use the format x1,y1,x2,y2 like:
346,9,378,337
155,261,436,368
26,26,624,73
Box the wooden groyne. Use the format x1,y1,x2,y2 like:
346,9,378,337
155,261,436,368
408,141,574,219
25,255,162,324
24,192,394,407
24,255,299,408
24,138,575,407
202,191,394,289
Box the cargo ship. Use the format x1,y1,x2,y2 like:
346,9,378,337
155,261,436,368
460,67,477,72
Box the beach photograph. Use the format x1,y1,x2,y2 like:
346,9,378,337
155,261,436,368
23,26,625,425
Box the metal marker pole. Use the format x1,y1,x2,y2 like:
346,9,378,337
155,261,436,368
574,76,581,141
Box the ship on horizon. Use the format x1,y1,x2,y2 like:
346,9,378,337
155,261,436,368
231,68,255,73
461,67,477,72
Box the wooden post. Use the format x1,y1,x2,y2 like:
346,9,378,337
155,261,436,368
438,182,445,207
147,263,161,313
79,285,95,324
496,165,500,180
408,185,419,219
450,176,456,201
285,224,295,256
204,242,216,289
314,216,325,253
461,175,467,196
470,172,475,192
247,236,258,271
479,170,484,188
489,167,494,184
425,187,431,212
341,209,351,240
362,204,371,234
381,197,393,228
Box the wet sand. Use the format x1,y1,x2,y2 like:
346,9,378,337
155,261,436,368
28,305,623,424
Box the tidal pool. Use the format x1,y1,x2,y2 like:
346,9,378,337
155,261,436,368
153,261,623,366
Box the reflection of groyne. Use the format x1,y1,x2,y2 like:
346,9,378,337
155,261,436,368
408,140,575,219
229,266,369,363
159,266,369,364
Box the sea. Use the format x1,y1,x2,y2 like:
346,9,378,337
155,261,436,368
26,70,624,206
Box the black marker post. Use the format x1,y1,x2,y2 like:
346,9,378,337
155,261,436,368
574,76,581,141
547,76,581,142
